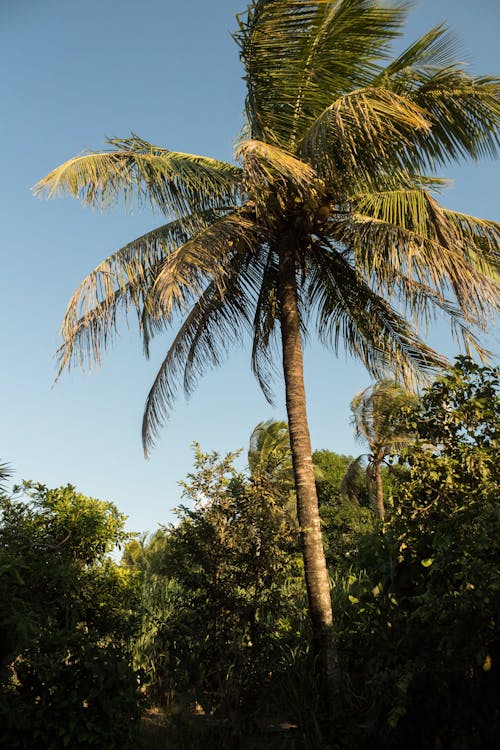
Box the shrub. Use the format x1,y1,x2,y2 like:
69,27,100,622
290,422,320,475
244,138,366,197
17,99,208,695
0,483,143,749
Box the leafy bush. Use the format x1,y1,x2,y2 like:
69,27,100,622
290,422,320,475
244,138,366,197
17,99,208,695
130,445,304,718
333,358,500,748
0,483,143,749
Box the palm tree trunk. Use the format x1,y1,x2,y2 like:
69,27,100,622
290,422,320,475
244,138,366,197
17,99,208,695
367,458,385,520
277,233,341,704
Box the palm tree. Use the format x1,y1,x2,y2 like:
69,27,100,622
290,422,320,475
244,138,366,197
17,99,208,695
248,419,292,483
345,379,416,519
248,419,301,527
0,462,12,495
36,1,500,702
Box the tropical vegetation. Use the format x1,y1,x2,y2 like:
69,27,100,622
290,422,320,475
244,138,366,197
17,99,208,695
0,482,142,749
2,358,498,748
35,0,500,703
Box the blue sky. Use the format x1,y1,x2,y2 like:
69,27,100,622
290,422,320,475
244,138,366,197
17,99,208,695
1,0,498,534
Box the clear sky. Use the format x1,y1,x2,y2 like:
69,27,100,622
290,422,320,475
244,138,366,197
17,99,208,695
1,0,498,534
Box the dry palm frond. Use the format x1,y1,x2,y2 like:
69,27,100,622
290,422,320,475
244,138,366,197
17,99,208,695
236,139,319,217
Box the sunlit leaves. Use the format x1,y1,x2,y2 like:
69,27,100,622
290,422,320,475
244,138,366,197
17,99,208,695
35,134,241,218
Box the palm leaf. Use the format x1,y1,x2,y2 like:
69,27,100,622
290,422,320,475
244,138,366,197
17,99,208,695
151,210,262,317
55,215,223,376
142,270,255,456
374,24,461,82
387,69,500,168
307,243,449,387
340,454,366,504
300,86,430,184
0,461,12,494
35,134,242,219
442,209,500,281
248,419,292,480
250,246,281,403
340,191,500,327
236,0,409,149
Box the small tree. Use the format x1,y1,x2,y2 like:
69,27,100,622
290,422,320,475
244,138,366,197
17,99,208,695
133,445,300,716
346,380,416,519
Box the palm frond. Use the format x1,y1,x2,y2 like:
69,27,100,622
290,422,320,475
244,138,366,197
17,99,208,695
248,419,291,479
339,168,451,203
307,244,449,387
142,270,256,456
236,0,410,149
441,209,500,282
300,86,430,184
35,134,242,218
374,24,461,82
340,454,366,503
389,69,500,168
341,190,500,327
56,215,220,376
151,210,262,317
250,246,281,403
0,461,13,494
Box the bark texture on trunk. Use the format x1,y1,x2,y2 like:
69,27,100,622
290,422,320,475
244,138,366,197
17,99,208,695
277,233,341,703
367,455,385,520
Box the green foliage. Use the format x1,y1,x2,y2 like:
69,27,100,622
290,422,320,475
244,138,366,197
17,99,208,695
132,444,303,717
322,501,376,571
0,483,143,750
333,358,500,747
313,450,366,507
312,450,374,569
0,462,12,495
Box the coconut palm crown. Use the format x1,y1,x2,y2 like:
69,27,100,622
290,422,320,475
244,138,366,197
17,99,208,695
346,379,417,518
36,0,500,702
